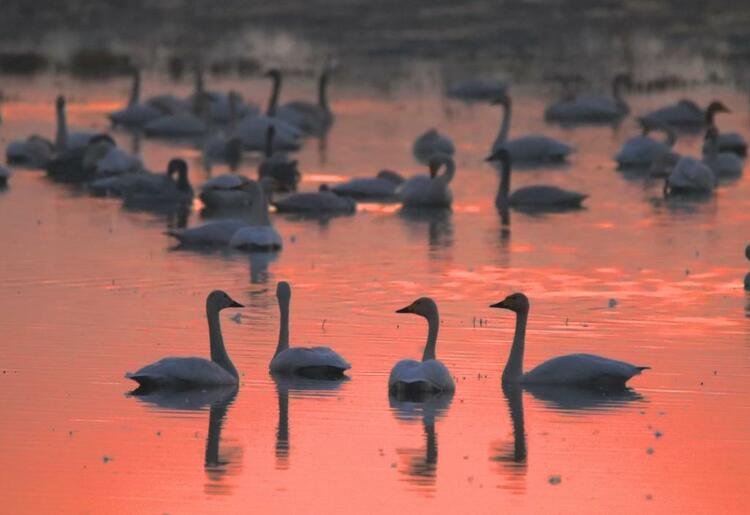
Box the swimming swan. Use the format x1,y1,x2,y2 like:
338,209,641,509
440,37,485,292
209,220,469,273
701,101,747,156
229,180,283,250
332,169,404,200
399,154,455,209
269,281,351,378
490,292,648,387
258,126,301,192
703,126,743,178
615,119,676,169
199,173,255,210
123,158,194,205
273,184,356,214
6,135,55,168
390,297,455,394
108,68,163,127
412,129,455,164
486,148,587,211
544,73,631,124
276,68,335,135
125,291,244,388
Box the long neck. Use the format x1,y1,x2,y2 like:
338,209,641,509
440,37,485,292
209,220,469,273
129,71,141,106
318,72,330,112
502,309,527,383
495,100,511,146
502,383,527,463
205,395,233,467
422,309,440,362
249,187,271,226
424,417,437,465
496,157,511,208
175,170,191,192
438,159,455,184
275,294,290,356
706,133,719,161
267,74,281,116
276,387,289,460
55,103,68,151
207,306,238,379
705,107,715,125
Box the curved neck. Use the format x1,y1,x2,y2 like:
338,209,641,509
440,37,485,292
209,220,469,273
129,71,141,106
175,169,191,192
437,159,455,184
267,74,281,116
422,309,440,362
496,156,511,207
502,309,528,383
495,100,511,146
318,72,330,112
502,383,527,463
705,107,716,125
706,133,719,161
55,103,68,151
207,305,238,379
275,294,290,356
249,186,272,226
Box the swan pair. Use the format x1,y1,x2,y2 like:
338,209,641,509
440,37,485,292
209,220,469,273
126,284,350,387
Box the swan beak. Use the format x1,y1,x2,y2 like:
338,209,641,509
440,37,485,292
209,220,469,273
396,304,413,314
230,300,244,308
490,300,508,309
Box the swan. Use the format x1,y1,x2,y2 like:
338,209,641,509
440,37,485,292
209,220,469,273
492,92,573,164
332,169,404,200
272,184,356,214
203,92,244,171
399,154,455,209
143,110,208,138
412,129,455,164
92,146,144,177
275,68,335,135
123,158,194,205
269,281,350,378
125,290,243,388
702,101,747,156
390,297,455,394
446,78,507,101
0,164,9,187
229,180,283,250
490,292,648,387
640,99,730,129
167,219,247,247
108,68,163,127
663,156,716,195
199,173,255,210
187,67,259,123
486,148,587,211
89,160,174,197
703,126,743,178
544,73,631,123
54,96,98,153
615,119,676,169
47,134,116,183
257,126,300,192
6,135,55,168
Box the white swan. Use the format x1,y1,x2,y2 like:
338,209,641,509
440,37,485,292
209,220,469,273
257,126,300,191
490,292,648,387
229,180,283,250
399,154,455,209
167,219,248,247
486,148,587,211
125,290,243,388
269,281,350,378
275,68,335,135
54,96,98,152
199,173,255,209
446,79,507,101
273,184,356,214
615,119,676,169
123,158,194,205
664,156,716,195
108,68,163,127
6,135,55,168
412,129,455,164
703,126,743,178
701,101,747,156
390,297,455,394
332,169,404,199
544,74,631,123
492,92,573,164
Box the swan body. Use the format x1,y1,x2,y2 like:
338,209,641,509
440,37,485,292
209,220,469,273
93,147,144,177
6,135,54,168
47,134,115,183
199,174,254,209
123,158,194,205
229,179,282,250
332,170,404,199
144,113,207,138
273,69,334,135
490,293,647,387
413,129,455,164
390,297,455,394
273,185,356,214
89,165,172,197
236,116,302,151
400,154,455,209
269,281,350,378
258,126,301,192
144,94,191,116
641,99,704,127
544,74,631,123
492,93,573,164
446,79,507,101
126,291,243,388
615,120,676,168
167,219,247,247
666,156,716,194
700,101,748,157
487,148,587,211
703,126,743,178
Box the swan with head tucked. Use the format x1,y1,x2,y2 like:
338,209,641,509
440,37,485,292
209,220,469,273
486,148,587,211
229,180,283,250
701,101,747,156
490,293,648,387
6,135,55,168
199,173,255,210
399,154,455,209
545,73,631,124
125,291,244,388
390,297,455,394
615,119,676,169
269,281,350,378
89,159,175,197
108,68,163,127
412,129,455,164
275,68,335,135
332,169,404,200
273,184,356,214
703,126,743,178
47,134,116,183
492,91,573,164
662,155,716,195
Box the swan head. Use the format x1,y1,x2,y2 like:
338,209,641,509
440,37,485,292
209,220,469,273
167,158,188,177
706,100,730,116
264,69,281,80
396,297,438,318
491,91,510,107
490,293,530,314
485,147,511,166
207,290,244,311
276,281,291,301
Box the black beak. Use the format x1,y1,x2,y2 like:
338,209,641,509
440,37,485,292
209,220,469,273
489,300,507,309
230,300,244,308
396,305,412,314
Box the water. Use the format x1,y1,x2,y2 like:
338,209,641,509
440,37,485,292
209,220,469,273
1,12,750,514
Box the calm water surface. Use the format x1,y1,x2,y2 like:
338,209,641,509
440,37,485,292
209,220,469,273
0,69,749,514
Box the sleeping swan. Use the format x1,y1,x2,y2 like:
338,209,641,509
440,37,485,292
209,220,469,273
390,297,455,394
490,292,648,387
125,291,244,388
269,281,351,378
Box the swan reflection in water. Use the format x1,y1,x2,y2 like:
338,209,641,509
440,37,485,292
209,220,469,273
128,385,241,496
273,375,348,469
397,208,454,252
491,383,645,490
389,391,453,495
